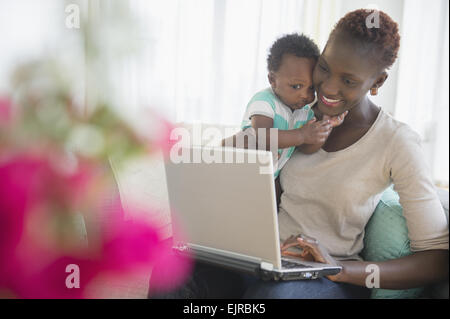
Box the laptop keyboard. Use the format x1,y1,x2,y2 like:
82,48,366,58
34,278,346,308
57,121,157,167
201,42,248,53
281,259,309,269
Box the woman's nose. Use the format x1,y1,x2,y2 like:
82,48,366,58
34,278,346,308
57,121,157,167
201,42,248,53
320,78,340,97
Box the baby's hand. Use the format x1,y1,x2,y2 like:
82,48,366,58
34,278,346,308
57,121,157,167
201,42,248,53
323,111,348,128
298,117,332,145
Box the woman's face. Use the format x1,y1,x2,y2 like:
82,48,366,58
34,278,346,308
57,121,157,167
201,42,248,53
313,32,386,116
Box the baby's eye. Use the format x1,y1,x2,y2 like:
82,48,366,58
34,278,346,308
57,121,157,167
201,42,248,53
292,84,303,89
343,78,356,86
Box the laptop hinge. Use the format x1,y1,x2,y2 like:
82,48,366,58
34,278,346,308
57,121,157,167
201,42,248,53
260,262,274,271
174,243,263,275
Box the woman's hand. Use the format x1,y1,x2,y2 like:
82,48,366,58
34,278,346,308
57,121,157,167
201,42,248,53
281,234,344,282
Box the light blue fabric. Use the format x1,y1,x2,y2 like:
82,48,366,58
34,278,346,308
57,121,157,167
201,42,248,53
361,187,427,298
241,88,315,178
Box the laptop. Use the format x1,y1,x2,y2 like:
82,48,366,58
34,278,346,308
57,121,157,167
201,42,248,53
164,146,342,280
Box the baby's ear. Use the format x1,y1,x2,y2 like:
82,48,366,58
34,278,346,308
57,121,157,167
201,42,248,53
268,72,276,88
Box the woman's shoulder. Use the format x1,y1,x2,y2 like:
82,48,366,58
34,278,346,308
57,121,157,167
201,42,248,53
375,110,422,146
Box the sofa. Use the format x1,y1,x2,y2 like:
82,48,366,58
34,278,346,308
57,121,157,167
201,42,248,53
361,186,448,299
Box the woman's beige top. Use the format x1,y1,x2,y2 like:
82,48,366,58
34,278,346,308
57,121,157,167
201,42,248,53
278,109,449,261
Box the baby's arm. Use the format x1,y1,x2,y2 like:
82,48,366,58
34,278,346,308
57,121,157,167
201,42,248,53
298,111,348,154
250,115,332,150
220,112,344,151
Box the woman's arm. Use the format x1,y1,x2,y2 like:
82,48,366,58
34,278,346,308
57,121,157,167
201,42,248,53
282,237,449,289
338,250,449,289
280,117,448,290
345,126,449,289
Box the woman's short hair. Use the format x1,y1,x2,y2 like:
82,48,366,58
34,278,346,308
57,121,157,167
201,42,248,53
330,9,401,69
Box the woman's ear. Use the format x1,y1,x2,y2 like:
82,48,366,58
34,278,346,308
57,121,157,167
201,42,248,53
370,71,388,95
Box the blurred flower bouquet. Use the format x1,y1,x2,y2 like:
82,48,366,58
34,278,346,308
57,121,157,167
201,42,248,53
0,58,190,298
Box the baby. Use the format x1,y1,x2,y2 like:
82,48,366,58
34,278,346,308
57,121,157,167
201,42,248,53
225,33,346,178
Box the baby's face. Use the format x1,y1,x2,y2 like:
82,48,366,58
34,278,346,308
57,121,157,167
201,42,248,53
269,54,316,111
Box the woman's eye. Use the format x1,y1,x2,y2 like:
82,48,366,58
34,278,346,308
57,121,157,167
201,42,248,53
292,84,302,89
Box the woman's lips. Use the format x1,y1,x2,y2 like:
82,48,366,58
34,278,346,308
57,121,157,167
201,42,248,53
320,94,342,107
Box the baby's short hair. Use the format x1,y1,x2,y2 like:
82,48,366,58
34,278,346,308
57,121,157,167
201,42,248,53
267,33,320,72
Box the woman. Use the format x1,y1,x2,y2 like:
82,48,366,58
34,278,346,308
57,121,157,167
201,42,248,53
149,9,448,298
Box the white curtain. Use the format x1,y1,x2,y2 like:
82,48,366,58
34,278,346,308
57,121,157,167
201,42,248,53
394,0,449,185
96,0,448,184
0,0,62,92
104,0,341,125
2,0,446,184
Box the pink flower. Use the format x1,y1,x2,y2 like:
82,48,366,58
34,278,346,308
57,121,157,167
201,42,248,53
156,116,176,157
0,157,44,255
92,199,194,296
0,156,45,292
143,110,176,157
12,257,98,299
0,97,11,124
0,154,193,298
12,208,193,298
